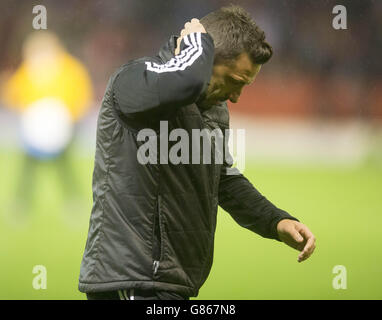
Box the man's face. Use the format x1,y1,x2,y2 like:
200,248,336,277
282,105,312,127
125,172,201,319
199,52,261,108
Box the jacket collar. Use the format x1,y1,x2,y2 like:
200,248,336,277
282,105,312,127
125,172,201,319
158,35,178,62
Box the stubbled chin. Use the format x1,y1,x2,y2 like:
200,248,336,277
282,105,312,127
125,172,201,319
196,90,225,109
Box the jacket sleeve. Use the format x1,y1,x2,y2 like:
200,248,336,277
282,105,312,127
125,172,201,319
113,32,215,115
218,136,299,241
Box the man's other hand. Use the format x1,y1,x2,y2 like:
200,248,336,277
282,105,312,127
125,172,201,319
175,18,206,55
276,219,316,263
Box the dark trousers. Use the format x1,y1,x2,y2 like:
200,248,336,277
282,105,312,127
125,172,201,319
86,288,189,300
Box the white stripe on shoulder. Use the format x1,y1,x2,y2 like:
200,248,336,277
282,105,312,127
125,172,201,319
145,33,199,73
146,33,197,71
145,32,203,73
149,33,196,70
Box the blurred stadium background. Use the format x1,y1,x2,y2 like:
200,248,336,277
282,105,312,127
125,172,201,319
0,0,381,299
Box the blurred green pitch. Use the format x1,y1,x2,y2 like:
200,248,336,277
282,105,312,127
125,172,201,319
0,148,381,300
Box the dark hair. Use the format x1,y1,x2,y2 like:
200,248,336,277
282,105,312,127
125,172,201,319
200,5,273,65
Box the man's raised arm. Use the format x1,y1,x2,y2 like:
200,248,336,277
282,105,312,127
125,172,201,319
113,19,214,115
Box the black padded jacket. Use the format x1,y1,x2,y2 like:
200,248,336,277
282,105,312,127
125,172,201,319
78,32,298,297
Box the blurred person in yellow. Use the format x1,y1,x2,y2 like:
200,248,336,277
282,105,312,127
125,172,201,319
3,30,92,121
1,31,93,220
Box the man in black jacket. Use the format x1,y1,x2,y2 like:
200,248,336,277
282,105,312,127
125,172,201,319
79,5,316,300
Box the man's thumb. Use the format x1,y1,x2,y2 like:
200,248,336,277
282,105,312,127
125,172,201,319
293,231,304,243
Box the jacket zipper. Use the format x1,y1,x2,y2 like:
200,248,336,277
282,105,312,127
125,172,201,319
153,196,162,276
153,260,160,275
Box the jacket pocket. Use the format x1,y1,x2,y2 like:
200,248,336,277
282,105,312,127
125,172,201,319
152,195,163,276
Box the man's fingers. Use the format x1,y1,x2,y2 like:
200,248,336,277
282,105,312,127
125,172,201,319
298,234,316,262
278,221,316,263
298,225,314,240
183,18,206,34
305,236,316,255
291,229,304,243
295,224,316,262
